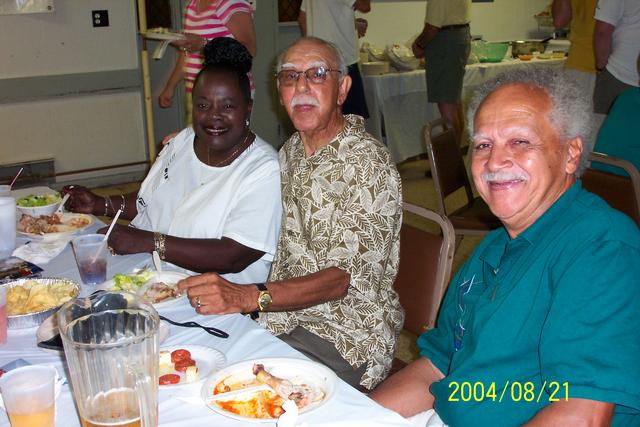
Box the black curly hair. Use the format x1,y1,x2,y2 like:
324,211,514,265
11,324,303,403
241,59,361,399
193,37,253,102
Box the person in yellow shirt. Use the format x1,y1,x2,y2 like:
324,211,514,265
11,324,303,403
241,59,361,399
553,0,597,78
553,0,598,170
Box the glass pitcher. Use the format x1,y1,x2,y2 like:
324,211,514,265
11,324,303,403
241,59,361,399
57,292,159,427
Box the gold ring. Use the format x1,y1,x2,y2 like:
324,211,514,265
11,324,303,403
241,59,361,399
195,296,201,308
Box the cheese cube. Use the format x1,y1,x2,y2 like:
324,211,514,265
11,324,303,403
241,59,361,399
159,351,173,375
159,351,171,366
185,365,199,383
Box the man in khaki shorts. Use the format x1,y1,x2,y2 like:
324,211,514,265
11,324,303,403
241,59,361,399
412,0,471,139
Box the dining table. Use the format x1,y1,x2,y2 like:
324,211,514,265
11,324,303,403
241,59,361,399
0,208,412,427
362,57,567,164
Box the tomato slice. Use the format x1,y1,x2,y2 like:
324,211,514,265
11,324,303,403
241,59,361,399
174,358,196,372
159,374,181,385
171,349,191,364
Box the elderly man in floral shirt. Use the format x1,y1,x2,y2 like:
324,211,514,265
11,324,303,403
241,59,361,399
179,36,404,390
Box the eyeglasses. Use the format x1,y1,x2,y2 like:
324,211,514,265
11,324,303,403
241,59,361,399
276,66,342,86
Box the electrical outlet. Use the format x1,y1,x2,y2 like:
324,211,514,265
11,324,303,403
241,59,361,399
92,10,109,28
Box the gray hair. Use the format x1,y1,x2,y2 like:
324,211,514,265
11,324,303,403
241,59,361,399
275,36,348,77
466,68,593,175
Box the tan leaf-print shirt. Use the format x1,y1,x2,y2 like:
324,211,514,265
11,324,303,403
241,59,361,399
259,115,404,389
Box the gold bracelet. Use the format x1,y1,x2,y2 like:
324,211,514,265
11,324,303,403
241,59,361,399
154,232,167,260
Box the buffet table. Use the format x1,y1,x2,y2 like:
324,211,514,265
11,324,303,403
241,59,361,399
0,221,411,426
363,57,566,164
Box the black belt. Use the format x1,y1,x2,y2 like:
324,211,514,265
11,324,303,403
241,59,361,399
440,23,469,31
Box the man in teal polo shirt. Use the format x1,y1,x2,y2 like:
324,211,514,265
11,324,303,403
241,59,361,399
370,67,640,426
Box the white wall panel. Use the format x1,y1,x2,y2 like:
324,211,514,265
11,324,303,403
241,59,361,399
0,92,146,173
0,0,138,78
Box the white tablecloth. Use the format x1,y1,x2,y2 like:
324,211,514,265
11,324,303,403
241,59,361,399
1,223,411,427
363,58,567,164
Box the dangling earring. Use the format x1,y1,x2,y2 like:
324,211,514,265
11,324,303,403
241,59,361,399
245,118,250,128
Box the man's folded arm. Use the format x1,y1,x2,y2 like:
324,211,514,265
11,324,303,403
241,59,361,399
523,398,615,427
369,357,444,417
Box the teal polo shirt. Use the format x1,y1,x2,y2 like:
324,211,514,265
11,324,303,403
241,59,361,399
592,88,640,177
418,181,640,426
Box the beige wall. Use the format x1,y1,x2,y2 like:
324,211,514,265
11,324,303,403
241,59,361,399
359,0,551,47
0,0,146,186
1,0,282,186
0,92,146,168
0,0,138,78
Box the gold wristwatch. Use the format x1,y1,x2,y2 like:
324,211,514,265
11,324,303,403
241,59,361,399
256,283,272,311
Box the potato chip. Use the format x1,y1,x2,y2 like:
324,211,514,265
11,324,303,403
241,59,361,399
6,280,76,315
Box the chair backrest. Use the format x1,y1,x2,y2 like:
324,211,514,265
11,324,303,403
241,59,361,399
582,152,640,227
424,119,474,215
394,203,455,336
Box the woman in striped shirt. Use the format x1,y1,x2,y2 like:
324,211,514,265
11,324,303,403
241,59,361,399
159,0,256,123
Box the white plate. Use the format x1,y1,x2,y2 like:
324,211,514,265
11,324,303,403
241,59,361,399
142,30,186,41
201,357,337,423
97,271,189,308
36,315,170,353
17,213,93,240
160,345,226,388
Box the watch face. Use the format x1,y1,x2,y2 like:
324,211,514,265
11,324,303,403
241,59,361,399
258,291,272,311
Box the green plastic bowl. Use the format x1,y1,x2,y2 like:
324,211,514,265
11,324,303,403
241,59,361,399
472,42,509,63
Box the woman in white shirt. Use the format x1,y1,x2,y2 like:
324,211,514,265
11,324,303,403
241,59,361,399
62,38,281,284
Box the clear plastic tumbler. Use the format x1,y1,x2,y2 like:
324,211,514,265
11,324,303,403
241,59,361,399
0,365,57,427
0,287,6,345
0,197,16,260
71,234,108,286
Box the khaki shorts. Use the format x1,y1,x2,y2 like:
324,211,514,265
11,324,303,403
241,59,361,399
593,69,635,114
277,327,367,389
425,27,471,104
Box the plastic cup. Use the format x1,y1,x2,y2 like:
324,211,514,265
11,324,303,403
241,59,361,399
0,287,6,345
71,234,108,286
0,365,56,427
0,185,10,197
0,197,16,260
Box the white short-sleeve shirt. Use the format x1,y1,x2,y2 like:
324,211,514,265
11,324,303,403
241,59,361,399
131,128,282,284
595,0,640,86
425,0,471,28
300,0,359,65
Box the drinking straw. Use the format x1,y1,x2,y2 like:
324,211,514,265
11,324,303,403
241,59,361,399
103,208,123,242
9,167,23,188
91,208,122,263
55,193,71,214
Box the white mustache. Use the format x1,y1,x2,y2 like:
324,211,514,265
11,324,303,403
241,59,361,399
291,95,320,108
481,171,529,183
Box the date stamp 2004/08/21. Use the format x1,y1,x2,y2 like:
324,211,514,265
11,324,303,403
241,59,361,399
448,381,569,403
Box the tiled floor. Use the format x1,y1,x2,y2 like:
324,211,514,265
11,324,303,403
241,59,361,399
91,158,481,365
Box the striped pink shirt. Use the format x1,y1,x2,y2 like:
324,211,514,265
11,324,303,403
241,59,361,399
183,0,253,92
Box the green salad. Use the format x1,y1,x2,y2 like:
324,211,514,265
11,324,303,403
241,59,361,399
16,192,61,207
112,270,154,292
